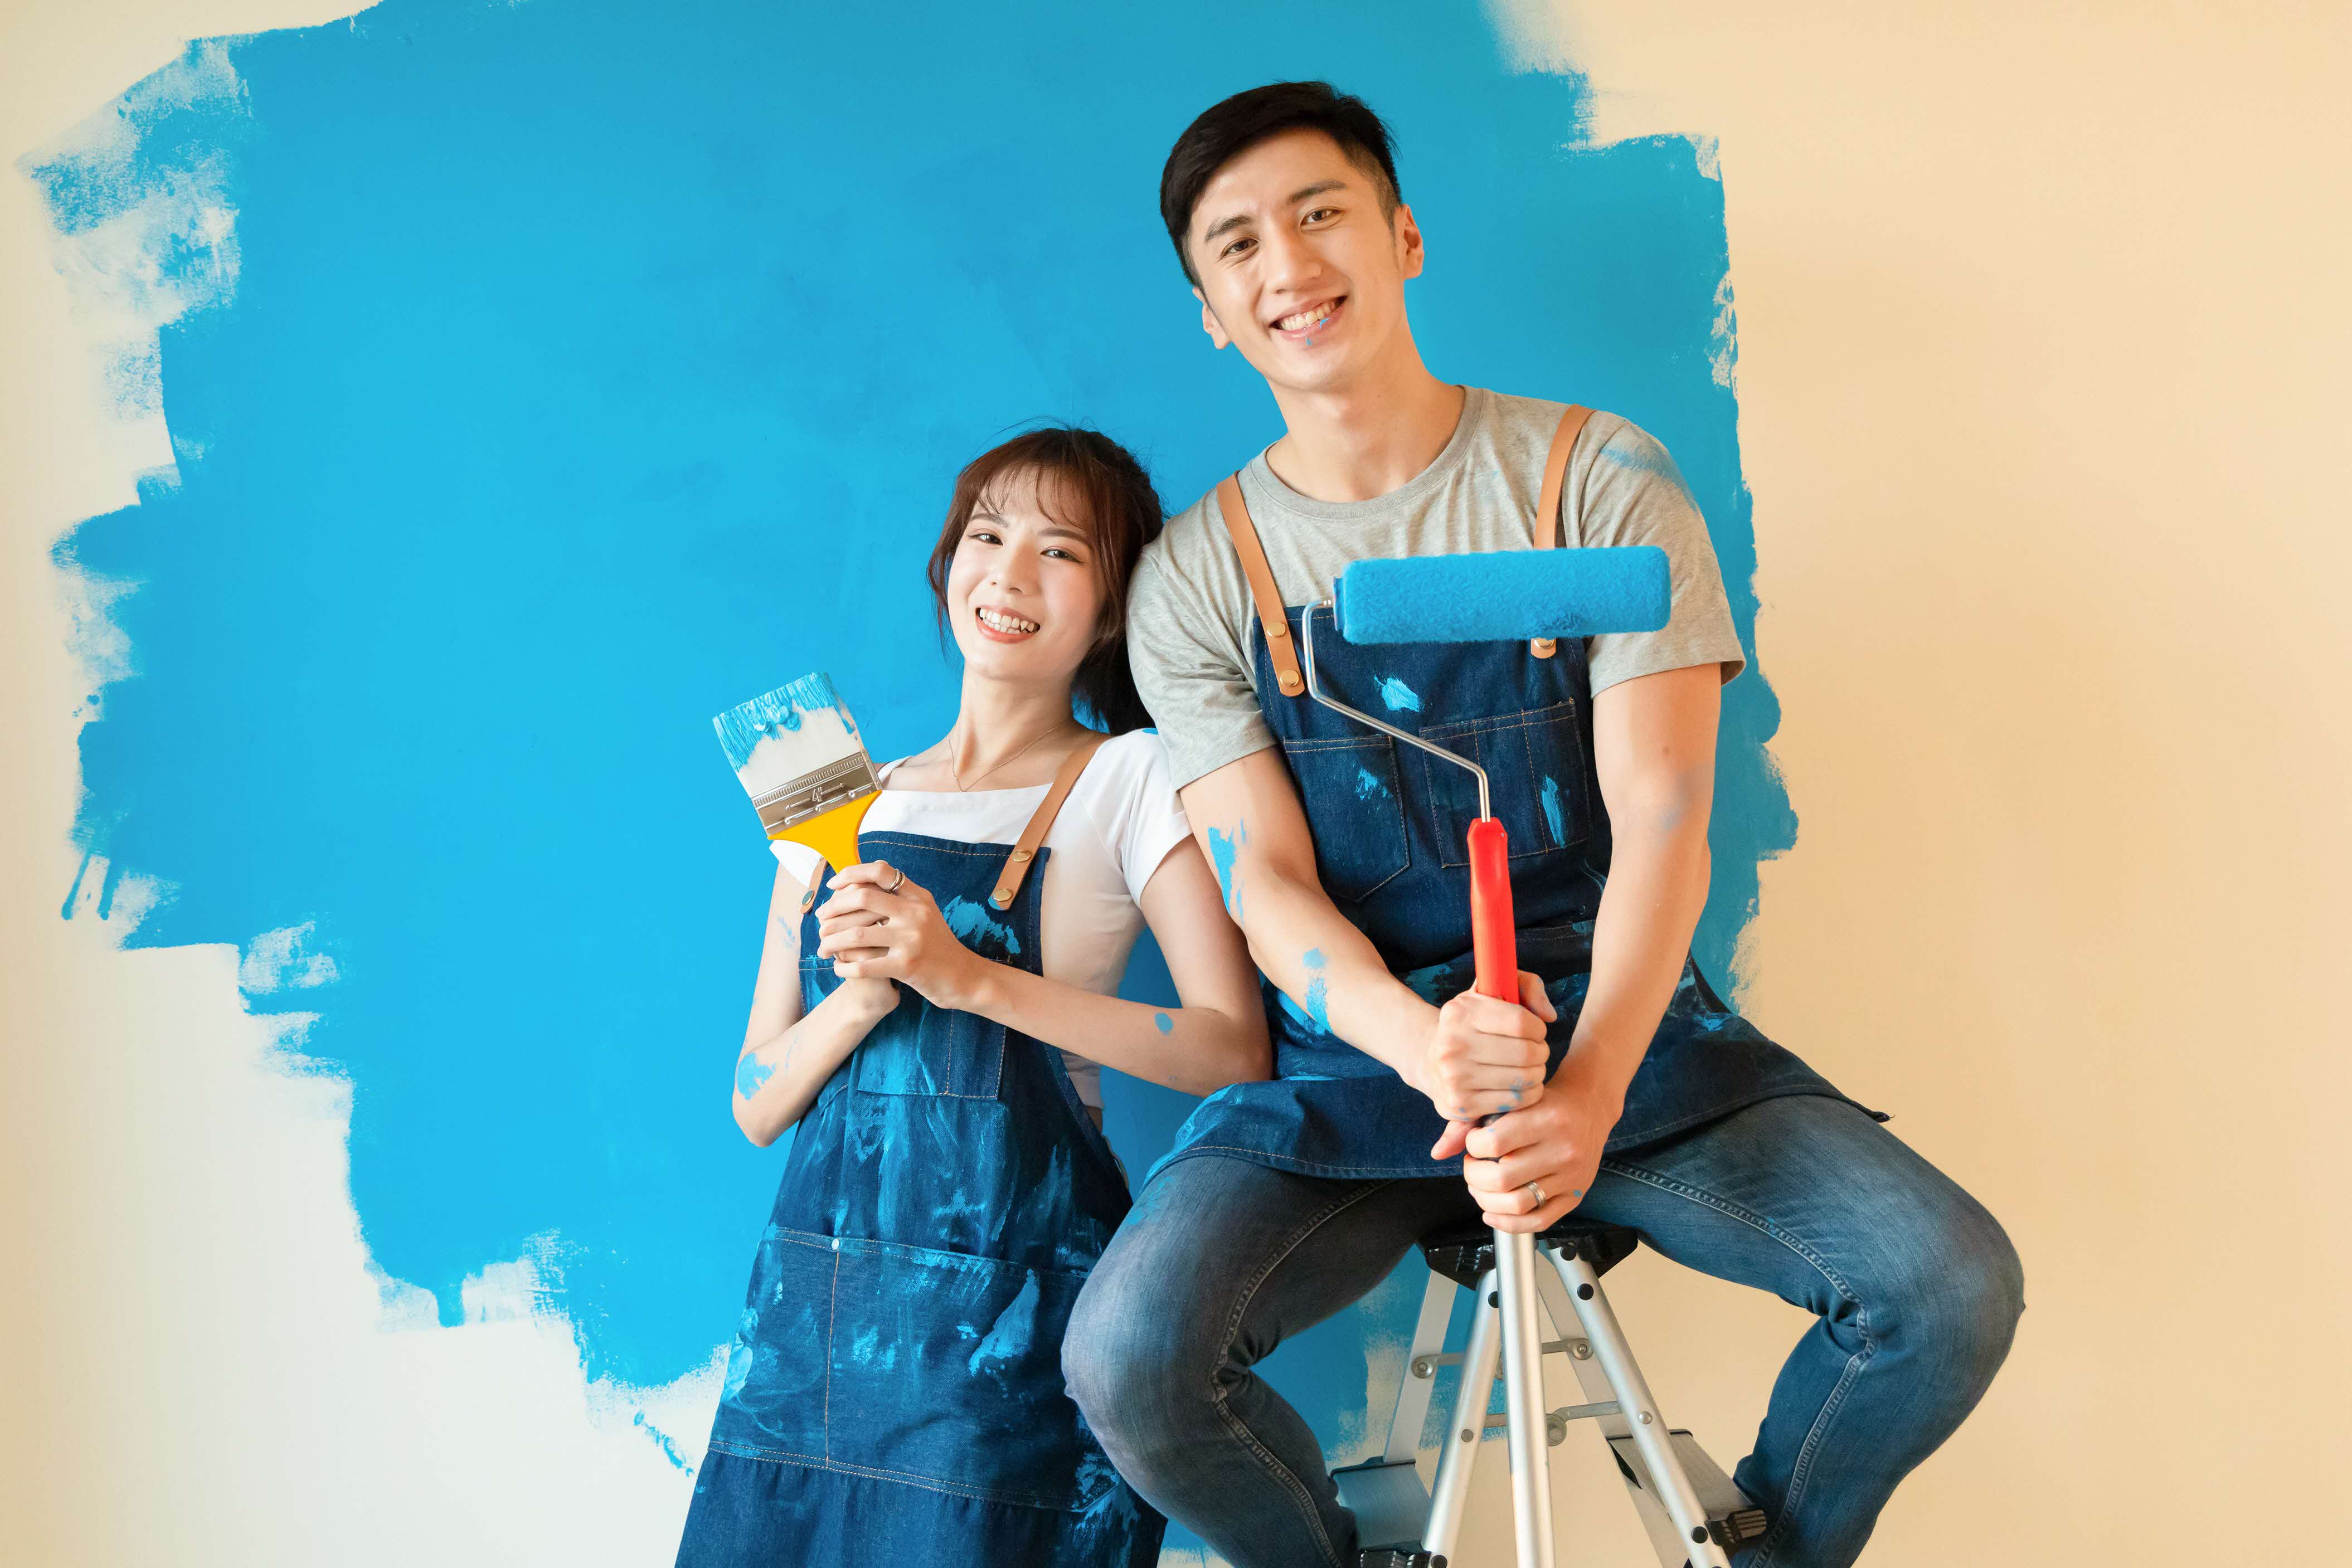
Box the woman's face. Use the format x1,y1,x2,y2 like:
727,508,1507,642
944,466,1106,691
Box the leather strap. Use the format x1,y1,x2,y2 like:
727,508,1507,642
1529,404,1595,659
1216,474,1305,698
989,730,1109,909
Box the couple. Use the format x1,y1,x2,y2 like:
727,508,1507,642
678,82,2023,1568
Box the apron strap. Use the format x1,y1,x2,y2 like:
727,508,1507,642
1529,403,1595,659
1216,474,1306,699
988,730,1110,910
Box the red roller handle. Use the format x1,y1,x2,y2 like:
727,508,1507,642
1468,816,1518,1004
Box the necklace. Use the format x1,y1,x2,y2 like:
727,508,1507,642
943,720,1071,792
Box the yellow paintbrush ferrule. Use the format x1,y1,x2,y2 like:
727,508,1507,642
771,790,878,875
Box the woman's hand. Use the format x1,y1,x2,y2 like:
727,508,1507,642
814,860,993,1011
1415,971,1557,1156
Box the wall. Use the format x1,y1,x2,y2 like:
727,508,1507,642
4,2,2344,1564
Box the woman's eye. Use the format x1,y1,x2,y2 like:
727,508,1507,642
968,529,1002,545
1044,548,1082,561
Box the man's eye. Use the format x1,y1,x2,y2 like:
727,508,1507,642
1223,236,1256,260
1304,207,1338,223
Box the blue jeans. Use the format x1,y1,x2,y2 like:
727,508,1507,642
1063,1097,2022,1567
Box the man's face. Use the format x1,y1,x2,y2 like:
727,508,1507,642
1184,128,1423,396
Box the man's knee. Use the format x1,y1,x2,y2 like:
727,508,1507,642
1878,1194,2025,1394
1064,1226,1225,1460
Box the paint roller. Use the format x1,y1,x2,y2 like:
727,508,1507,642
1313,545,1670,1010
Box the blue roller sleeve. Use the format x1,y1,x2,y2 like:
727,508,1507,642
1333,546,1671,644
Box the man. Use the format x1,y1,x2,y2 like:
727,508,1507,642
1062,82,2023,1568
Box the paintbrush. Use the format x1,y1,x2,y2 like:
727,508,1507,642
711,671,880,875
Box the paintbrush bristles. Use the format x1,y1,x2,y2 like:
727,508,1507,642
712,670,872,807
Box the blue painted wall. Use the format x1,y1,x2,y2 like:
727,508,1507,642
30,0,1786,1535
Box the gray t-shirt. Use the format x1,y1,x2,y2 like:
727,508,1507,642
1129,386,1750,788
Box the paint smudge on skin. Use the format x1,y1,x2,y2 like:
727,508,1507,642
1154,1011,1173,1034
1301,947,1330,1033
1354,765,1389,801
1539,775,1566,844
1377,676,1422,713
1206,820,1247,919
733,1051,775,1100
940,894,1023,957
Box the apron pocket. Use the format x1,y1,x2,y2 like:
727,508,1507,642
826,1235,1111,1512
713,1225,837,1458
1278,733,1411,901
1419,702,1588,864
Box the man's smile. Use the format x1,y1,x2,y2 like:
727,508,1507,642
1270,295,1345,340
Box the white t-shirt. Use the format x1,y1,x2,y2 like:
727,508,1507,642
772,728,1194,1107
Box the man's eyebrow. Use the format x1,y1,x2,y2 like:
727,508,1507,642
1197,178,1353,247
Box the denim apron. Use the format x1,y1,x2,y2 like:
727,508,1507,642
679,742,1163,1568
1158,408,1863,1184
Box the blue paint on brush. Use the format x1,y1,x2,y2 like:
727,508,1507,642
711,671,843,771
1540,775,1566,843
1376,676,1422,713
27,18,1794,1492
941,894,1022,957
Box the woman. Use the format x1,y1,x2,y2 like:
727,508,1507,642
677,426,1270,1568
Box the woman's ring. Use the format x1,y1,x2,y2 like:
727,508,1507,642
884,867,907,893
1524,1179,1546,1210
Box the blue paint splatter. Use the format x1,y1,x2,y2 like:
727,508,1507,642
30,8,1795,1451
1539,775,1565,843
1304,976,1330,1033
940,894,1022,957
1353,765,1389,800
1377,676,1422,713
969,1273,1042,1374
1300,947,1330,1033
733,1051,775,1099
1154,1011,1173,1034
1206,820,1247,919
59,850,93,920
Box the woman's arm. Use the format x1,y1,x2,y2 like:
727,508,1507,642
733,860,901,1147
816,843,1270,1097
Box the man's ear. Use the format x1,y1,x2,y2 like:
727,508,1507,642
1394,202,1426,281
1194,286,1232,350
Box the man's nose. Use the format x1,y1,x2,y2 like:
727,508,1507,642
1257,225,1324,298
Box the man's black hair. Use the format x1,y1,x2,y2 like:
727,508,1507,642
1159,81,1402,286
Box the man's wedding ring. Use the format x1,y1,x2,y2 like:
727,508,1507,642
1524,1180,1546,1209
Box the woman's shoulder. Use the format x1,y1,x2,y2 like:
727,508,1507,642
1078,728,1175,797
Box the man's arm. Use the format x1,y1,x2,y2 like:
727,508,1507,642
1454,662,1722,1228
1179,749,1552,1129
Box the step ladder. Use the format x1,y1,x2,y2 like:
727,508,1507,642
1335,1221,1768,1568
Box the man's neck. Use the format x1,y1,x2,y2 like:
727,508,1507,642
1262,363,1465,505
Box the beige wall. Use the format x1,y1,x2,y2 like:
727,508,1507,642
6,3,2347,1564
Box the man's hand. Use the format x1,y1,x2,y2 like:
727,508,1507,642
1417,971,1556,1137
1455,1054,1625,1231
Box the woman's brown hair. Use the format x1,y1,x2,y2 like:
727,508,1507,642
925,425,1165,734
